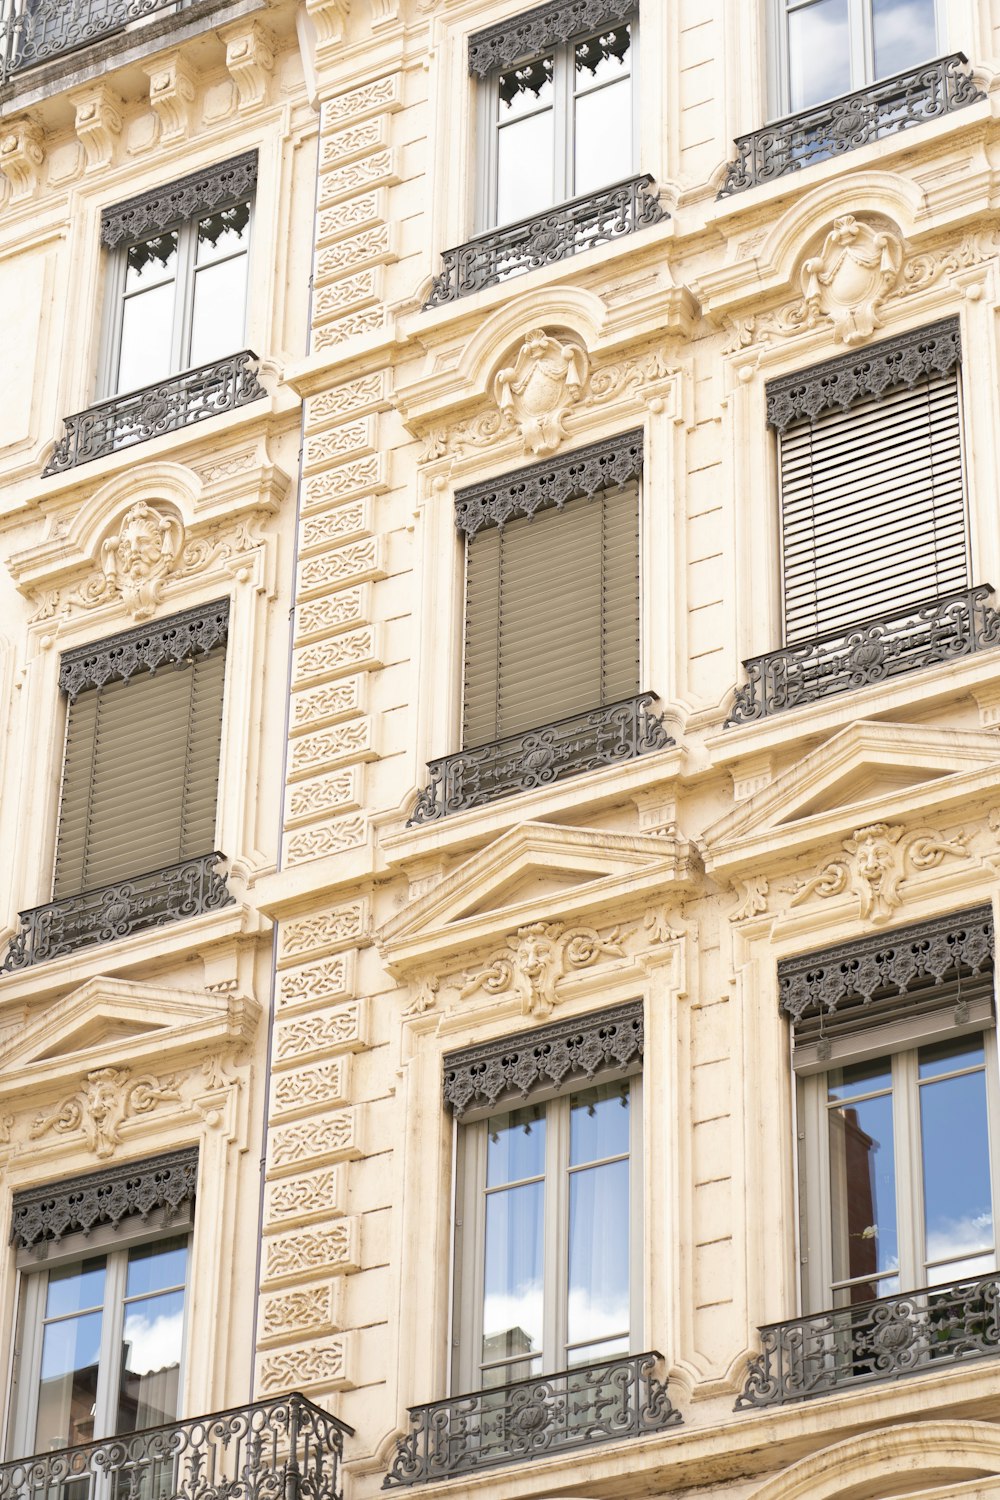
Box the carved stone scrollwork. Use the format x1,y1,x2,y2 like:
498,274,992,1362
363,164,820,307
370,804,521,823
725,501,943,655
799,215,902,345
460,920,629,1017
10,1146,199,1250
29,1068,183,1160
790,821,971,923
493,329,589,456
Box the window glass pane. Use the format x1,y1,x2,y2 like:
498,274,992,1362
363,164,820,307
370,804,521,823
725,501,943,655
125,1238,188,1300
117,1287,186,1433
495,57,554,225
117,282,175,393
486,1106,545,1187
873,0,937,79
919,1036,985,1079
574,77,632,196
35,1309,105,1451
828,1065,898,1300
124,233,177,293
570,1080,630,1166
920,1060,993,1275
497,56,553,120
482,1181,544,1377
45,1259,106,1319
575,25,631,93
568,1157,630,1349
195,203,250,265
787,0,851,110
189,255,248,368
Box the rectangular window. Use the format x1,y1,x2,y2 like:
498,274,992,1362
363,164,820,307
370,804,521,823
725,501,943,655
774,0,940,113
478,10,636,229
461,446,641,749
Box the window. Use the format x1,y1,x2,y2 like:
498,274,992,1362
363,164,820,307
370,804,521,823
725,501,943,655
54,603,228,900
774,0,940,113
475,8,636,229
447,1002,643,1392
459,434,642,750
100,153,257,396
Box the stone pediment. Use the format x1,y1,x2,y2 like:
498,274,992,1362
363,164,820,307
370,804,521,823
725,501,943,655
379,820,694,970
0,976,258,1094
704,720,1000,875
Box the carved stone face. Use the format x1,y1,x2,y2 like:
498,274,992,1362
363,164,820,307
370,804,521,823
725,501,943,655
853,831,895,888
515,926,556,981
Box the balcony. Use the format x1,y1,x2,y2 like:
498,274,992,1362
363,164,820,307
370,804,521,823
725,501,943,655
725,585,1000,727
383,1352,680,1486
43,352,266,476
408,693,673,824
424,175,666,308
0,0,193,84
736,1272,1000,1408
2,852,233,971
0,1394,351,1500
717,54,984,199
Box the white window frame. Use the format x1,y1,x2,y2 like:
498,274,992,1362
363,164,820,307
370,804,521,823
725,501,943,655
797,1012,1000,1314
98,194,255,400
771,0,943,116
7,1214,192,1463
474,14,640,233
452,1074,643,1393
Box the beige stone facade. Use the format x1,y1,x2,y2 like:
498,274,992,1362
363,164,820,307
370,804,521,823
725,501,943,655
3,2,1000,1499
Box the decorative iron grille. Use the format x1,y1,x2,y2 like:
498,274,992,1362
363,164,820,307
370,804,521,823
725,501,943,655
408,693,672,824
42,352,266,476
736,1272,1000,1408
0,1393,351,1500
717,54,983,198
0,0,190,83
383,1351,680,1486
11,1147,199,1250
725,585,1000,726
3,852,233,971
424,175,665,307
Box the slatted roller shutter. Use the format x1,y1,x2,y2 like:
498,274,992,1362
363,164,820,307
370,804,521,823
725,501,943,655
779,371,969,643
462,483,640,748
53,648,226,898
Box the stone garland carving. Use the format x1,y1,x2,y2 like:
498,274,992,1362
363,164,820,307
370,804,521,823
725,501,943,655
778,904,994,1028
766,317,960,433
790,822,971,923
100,150,258,248
468,0,635,76
461,921,629,1017
444,998,643,1117
10,1146,198,1250
799,215,902,345
59,598,229,701
29,1068,182,1160
454,428,643,538
493,329,589,456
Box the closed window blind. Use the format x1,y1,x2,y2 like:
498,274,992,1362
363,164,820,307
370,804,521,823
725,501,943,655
462,483,639,748
53,649,226,898
779,371,969,643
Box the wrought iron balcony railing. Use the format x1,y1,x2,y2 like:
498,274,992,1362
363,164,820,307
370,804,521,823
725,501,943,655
2,852,233,971
717,54,984,198
0,0,197,84
383,1351,680,1487
424,175,666,308
0,1393,351,1500
42,352,266,476
725,585,1000,727
408,693,673,825
736,1272,1000,1409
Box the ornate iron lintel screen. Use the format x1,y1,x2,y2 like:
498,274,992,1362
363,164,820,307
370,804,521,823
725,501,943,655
383,1351,679,1486
455,429,643,537
777,904,994,1049
11,1147,199,1251
717,54,983,198
0,0,192,84
725,585,1000,725
42,351,266,476
444,999,643,1118
0,1393,352,1500
408,693,672,824
468,0,636,74
424,175,665,307
59,599,230,701
101,151,258,248
2,852,233,971
765,318,961,433
736,1271,1000,1408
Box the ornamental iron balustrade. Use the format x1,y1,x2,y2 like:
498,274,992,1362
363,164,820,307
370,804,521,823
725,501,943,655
0,0,192,84
383,1351,679,1486
424,176,665,307
2,852,233,971
408,693,672,824
42,352,266,476
11,1147,199,1251
725,586,1000,726
736,1272,1000,1408
718,54,984,198
0,1393,351,1500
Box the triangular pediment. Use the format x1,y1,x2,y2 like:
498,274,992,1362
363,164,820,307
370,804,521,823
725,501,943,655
704,720,1000,874
380,820,694,970
0,976,259,1094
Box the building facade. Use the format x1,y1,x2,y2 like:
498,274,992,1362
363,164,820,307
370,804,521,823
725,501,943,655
1,2,1000,1499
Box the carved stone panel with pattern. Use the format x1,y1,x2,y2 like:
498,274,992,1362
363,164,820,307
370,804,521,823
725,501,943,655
314,272,380,323
274,1001,369,1062
285,815,368,865
277,903,369,967
314,309,385,350
265,1166,346,1230
268,1109,363,1176
272,1058,350,1119
258,1284,340,1345
257,1336,353,1395
318,192,385,245
321,116,388,169
288,719,375,779
295,586,370,646
303,418,376,471
292,625,384,689
319,152,398,209
286,767,363,827
306,375,385,429
302,456,386,513
316,227,393,282
263,1218,360,1284
321,74,401,131
290,680,365,736
297,540,385,599
300,500,372,555
276,958,358,1015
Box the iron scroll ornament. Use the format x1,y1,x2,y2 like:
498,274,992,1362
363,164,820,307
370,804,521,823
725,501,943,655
0,0,200,85
10,1147,199,1251
100,151,259,249
468,0,636,75
58,599,229,701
